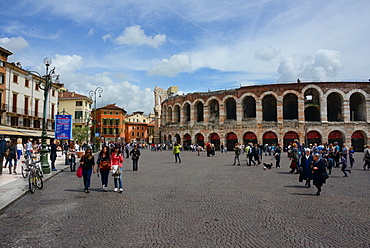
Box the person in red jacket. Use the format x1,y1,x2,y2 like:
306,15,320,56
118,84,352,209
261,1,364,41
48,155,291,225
111,146,124,193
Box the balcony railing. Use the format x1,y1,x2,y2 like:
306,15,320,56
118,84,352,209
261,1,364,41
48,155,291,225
7,106,52,119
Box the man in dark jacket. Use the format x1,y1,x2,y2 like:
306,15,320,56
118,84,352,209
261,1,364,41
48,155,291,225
50,141,58,171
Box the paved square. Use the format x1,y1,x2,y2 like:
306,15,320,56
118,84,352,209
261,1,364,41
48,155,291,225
0,149,369,247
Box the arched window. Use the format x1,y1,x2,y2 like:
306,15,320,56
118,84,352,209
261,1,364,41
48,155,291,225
174,105,180,123
327,93,343,122
350,93,366,121
196,102,204,122
226,98,236,120
184,103,191,122
209,99,219,122
283,93,298,120
243,96,256,119
262,95,277,121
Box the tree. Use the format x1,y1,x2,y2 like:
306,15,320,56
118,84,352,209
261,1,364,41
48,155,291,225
72,127,89,145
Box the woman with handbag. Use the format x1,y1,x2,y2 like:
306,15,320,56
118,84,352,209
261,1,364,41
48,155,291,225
110,146,124,193
97,146,111,191
79,148,95,193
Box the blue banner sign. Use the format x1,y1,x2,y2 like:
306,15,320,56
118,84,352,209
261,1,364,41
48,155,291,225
55,115,72,140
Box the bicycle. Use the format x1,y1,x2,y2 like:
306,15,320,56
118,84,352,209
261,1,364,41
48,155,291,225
21,154,32,178
28,159,43,194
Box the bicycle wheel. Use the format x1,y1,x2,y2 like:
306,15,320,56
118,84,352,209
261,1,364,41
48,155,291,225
28,174,36,194
21,164,29,178
35,175,43,189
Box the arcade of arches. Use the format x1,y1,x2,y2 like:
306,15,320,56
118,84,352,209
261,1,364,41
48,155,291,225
155,82,370,152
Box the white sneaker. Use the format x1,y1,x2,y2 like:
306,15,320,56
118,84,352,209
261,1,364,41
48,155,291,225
114,188,118,192
103,186,108,192
119,188,123,193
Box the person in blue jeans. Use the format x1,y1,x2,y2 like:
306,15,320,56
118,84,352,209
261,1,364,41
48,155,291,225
97,146,111,191
79,148,95,193
129,145,141,171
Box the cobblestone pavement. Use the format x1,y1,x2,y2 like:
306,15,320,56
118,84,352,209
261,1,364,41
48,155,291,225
0,149,369,248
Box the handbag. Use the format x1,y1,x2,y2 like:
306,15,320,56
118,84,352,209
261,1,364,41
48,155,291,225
99,160,110,170
111,165,121,176
76,166,83,178
290,160,296,169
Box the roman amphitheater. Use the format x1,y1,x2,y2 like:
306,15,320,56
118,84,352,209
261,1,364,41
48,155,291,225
154,81,369,151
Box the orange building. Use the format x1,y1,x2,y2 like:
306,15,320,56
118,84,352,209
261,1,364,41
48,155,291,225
91,104,126,144
125,111,154,144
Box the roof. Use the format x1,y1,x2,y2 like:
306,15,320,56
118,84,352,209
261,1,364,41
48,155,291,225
58,91,93,103
96,104,126,113
0,47,13,57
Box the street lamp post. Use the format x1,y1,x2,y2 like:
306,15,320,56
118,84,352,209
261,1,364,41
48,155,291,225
28,57,60,174
88,87,103,152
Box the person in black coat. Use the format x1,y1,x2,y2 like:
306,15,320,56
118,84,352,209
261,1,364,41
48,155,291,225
299,149,313,188
129,145,141,171
50,141,58,171
312,154,327,196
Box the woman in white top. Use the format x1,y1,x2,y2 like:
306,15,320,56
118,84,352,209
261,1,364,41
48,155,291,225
16,141,23,161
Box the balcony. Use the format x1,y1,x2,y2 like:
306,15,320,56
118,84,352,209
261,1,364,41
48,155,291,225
7,106,50,119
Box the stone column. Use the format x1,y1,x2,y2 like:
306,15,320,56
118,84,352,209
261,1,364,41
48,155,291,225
256,99,262,122
343,100,350,123
236,103,243,124
190,105,195,126
219,104,226,124
204,105,209,124
298,99,305,122
276,98,283,123
321,99,328,122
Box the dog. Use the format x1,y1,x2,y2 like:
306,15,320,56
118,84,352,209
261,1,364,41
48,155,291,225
263,163,273,170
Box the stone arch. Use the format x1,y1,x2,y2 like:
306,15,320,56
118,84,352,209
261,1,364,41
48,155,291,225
173,104,181,123
283,131,299,149
350,92,366,121
351,130,367,152
183,133,192,148
209,133,221,150
195,133,205,147
167,107,173,123
327,92,344,122
303,87,321,122
174,133,181,144
262,131,278,146
283,93,298,120
226,132,238,151
194,100,204,122
262,94,277,121
225,97,237,120
306,130,322,146
182,102,191,122
243,132,257,146
242,95,256,119
328,130,345,147
208,98,220,123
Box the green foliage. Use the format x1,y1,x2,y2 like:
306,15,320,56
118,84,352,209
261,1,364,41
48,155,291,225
72,126,89,144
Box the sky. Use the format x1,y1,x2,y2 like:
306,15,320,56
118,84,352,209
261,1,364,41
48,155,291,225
1,0,369,114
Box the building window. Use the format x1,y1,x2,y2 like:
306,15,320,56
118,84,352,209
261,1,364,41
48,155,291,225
52,90,55,97
142,127,144,130
110,119,114,125
137,132,140,137
103,118,107,125
116,112,118,115
35,83,39,91
13,74,18,83
75,111,83,119
132,132,134,136
12,94,17,112
76,101,83,106
116,119,119,125
104,111,107,114
51,105,55,119
103,128,107,135
11,116,19,126
35,100,39,117
141,132,144,137
24,97,29,115
25,79,29,87
110,111,113,114
0,74,4,84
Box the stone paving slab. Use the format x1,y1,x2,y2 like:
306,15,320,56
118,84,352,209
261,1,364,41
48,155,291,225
0,149,369,248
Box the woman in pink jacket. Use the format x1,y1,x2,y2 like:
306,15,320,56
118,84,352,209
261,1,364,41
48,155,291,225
110,146,124,193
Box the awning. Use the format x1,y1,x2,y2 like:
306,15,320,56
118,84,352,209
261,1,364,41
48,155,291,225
0,125,55,138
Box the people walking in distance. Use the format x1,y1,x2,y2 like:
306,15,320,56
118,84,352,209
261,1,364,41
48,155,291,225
244,144,251,165
68,142,77,172
5,140,17,174
80,148,95,193
0,137,6,175
211,144,215,157
338,152,351,177
274,143,282,168
206,143,211,157
111,146,124,193
363,144,370,170
16,141,23,161
220,143,224,153
125,143,130,158
289,143,299,174
253,143,261,165
299,149,313,188
233,143,241,166
130,145,141,171
63,142,69,156
326,154,334,175
32,141,39,155
248,143,256,166
349,146,355,168
333,142,340,168
312,154,328,196
173,143,182,163
24,139,32,158
341,143,348,160
97,146,111,191
50,140,58,171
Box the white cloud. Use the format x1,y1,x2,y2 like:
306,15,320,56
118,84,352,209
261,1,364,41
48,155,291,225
102,33,112,42
0,36,28,52
255,46,280,62
148,53,191,77
115,25,166,48
88,28,94,36
278,49,343,82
